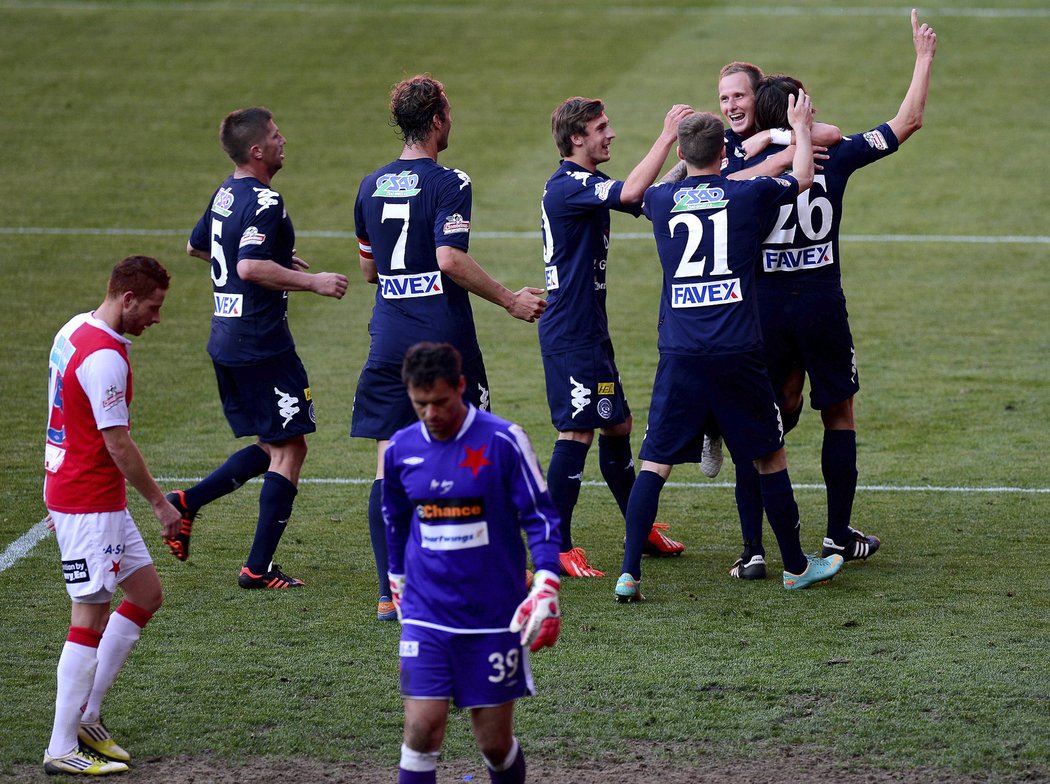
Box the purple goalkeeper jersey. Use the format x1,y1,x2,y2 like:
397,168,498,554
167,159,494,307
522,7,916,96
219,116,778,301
382,406,561,633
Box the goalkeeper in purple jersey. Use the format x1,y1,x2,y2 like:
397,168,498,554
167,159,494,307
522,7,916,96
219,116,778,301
539,97,694,578
353,75,547,622
382,342,561,784
725,9,938,580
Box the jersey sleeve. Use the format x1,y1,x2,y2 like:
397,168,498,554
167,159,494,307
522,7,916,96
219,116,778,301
189,197,212,252
236,187,285,262
500,425,561,574
835,123,901,172
353,181,372,259
381,438,412,575
76,348,130,430
433,168,472,252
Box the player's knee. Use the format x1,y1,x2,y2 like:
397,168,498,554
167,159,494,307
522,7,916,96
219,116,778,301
782,404,802,433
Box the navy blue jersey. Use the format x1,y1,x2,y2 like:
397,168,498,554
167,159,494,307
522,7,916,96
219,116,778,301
642,173,798,355
382,406,561,634
538,161,641,356
189,175,295,365
721,128,751,175
354,159,482,363
758,123,900,290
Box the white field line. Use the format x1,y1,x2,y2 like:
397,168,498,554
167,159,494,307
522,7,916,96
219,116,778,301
0,2,1047,18
4,480,1046,573
3,227,1049,245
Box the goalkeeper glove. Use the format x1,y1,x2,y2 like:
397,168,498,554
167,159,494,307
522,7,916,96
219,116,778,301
509,569,560,651
387,572,405,622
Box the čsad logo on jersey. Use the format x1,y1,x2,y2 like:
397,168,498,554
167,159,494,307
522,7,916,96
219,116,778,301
373,171,421,198
671,186,727,213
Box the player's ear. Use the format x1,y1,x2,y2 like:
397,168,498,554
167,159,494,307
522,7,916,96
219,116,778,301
456,375,466,396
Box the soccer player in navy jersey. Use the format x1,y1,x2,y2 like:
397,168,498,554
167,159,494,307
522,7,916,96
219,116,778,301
540,98,694,578
382,342,561,784
168,107,349,590
616,96,846,602
353,75,547,620
726,9,937,577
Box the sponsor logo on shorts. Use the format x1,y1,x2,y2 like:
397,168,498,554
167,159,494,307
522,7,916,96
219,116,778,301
443,213,470,235
863,130,888,150
400,641,419,657
671,279,741,308
213,293,243,317
378,272,443,299
253,187,279,215
416,497,485,522
304,387,312,401
210,187,234,217
101,385,124,411
569,376,591,419
594,179,615,202
597,398,613,419
239,226,266,248
63,559,90,584
597,382,615,395
545,265,559,290
418,520,490,551
763,241,834,273
372,171,421,198
671,186,728,212
274,387,301,428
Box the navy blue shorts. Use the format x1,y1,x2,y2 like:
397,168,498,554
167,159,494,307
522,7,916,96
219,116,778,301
758,285,859,410
399,624,535,709
542,340,630,431
639,351,784,465
351,354,490,440
213,351,315,443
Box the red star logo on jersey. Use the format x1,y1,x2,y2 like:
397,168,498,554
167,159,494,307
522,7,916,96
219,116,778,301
109,560,122,575
459,444,492,477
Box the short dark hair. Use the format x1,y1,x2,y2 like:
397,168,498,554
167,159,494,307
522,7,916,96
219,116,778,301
402,342,462,390
219,107,274,164
108,255,170,298
755,74,805,132
719,61,764,93
390,75,448,145
551,97,605,158
676,112,725,168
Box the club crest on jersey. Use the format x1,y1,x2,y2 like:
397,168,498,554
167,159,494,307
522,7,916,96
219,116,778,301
239,226,266,248
459,445,492,477
763,241,834,273
378,272,443,299
863,130,889,151
443,213,470,235
373,171,421,198
253,187,279,215
213,292,243,317
62,559,89,584
101,385,124,411
671,279,741,308
671,186,728,212
211,187,234,217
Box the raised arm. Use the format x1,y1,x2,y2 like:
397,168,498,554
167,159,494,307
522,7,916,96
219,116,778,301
887,8,937,144
621,104,694,204
786,90,815,193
